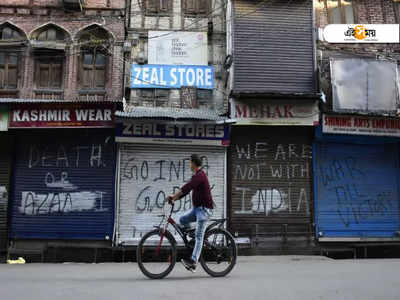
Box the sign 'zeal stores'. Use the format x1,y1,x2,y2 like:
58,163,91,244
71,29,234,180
131,64,214,89
232,100,319,126
9,104,114,128
116,121,230,146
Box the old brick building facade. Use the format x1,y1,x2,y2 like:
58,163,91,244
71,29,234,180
0,1,126,262
0,0,125,101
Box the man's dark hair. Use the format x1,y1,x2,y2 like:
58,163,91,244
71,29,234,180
190,154,202,167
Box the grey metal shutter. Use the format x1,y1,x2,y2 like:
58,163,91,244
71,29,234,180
229,126,313,250
233,0,315,94
10,129,116,240
117,143,226,245
0,133,11,250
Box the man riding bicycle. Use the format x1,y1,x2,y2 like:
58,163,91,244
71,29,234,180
167,154,214,273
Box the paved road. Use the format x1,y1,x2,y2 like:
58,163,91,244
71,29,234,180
1,256,399,300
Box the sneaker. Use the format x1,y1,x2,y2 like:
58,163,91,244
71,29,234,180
181,258,196,273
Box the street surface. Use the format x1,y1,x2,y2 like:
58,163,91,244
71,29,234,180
1,256,399,300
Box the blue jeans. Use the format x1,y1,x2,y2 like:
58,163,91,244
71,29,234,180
179,207,210,263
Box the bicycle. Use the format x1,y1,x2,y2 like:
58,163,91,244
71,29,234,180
137,202,237,279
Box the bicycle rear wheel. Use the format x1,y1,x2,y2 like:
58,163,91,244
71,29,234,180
137,229,176,279
200,228,237,277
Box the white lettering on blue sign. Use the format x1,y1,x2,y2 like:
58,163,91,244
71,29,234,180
131,64,214,89
121,122,225,139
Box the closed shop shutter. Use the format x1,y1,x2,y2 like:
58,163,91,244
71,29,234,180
229,126,313,249
233,0,315,94
314,142,400,240
0,133,11,250
117,144,226,245
10,129,116,240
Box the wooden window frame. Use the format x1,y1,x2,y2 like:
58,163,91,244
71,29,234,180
139,88,169,106
325,0,356,24
183,0,210,16
145,0,172,16
79,49,107,90
35,57,63,89
0,51,18,90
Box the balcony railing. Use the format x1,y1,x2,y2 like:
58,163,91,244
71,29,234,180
34,89,64,100
0,89,19,99
78,90,107,101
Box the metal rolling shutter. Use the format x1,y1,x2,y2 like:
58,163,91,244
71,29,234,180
314,142,400,240
233,0,315,94
229,126,313,249
10,129,116,240
0,134,11,250
117,144,226,245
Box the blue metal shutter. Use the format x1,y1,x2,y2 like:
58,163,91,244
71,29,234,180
314,142,400,240
10,129,115,240
0,134,11,250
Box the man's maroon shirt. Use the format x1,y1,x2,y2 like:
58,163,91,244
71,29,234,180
180,169,213,209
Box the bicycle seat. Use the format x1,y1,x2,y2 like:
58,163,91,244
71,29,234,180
184,227,195,233
177,224,195,233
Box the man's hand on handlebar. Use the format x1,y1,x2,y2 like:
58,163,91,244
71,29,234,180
167,190,183,205
166,195,175,205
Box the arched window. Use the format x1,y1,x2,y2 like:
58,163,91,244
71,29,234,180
31,25,67,90
31,24,67,43
0,26,22,41
36,27,65,41
0,24,25,92
78,26,111,90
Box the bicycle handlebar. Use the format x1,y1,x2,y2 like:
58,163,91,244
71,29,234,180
159,199,175,218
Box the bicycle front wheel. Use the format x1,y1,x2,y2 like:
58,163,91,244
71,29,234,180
200,228,237,277
137,229,176,279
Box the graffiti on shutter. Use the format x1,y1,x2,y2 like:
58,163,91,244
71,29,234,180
232,141,312,216
18,137,112,216
118,145,225,243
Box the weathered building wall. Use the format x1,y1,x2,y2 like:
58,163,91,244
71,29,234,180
126,0,227,112
314,0,400,107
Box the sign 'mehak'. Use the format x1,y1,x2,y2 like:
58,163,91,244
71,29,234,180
131,64,214,89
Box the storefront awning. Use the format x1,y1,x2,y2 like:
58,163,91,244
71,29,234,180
116,107,233,123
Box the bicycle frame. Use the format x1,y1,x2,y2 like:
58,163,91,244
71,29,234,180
154,202,227,252
137,202,237,279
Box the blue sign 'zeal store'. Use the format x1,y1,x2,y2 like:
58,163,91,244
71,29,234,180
131,64,214,89
116,121,230,146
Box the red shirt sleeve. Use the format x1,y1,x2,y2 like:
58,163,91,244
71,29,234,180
180,172,202,197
